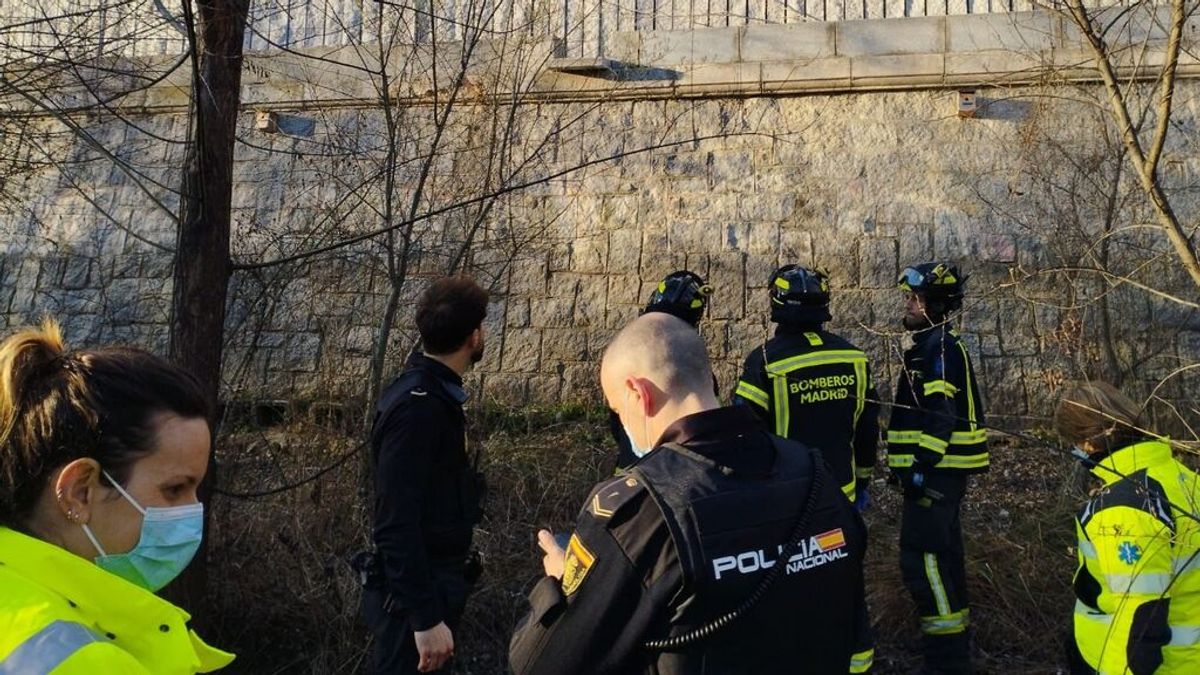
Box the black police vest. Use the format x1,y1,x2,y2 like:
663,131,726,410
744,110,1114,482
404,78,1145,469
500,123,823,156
373,368,484,556
632,439,862,674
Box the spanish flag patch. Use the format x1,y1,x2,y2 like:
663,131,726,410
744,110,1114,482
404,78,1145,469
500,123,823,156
814,528,847,553
561,533,595,596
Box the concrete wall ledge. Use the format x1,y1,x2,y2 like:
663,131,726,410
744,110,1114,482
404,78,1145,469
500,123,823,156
13,9,1200,113
523,9,1200,102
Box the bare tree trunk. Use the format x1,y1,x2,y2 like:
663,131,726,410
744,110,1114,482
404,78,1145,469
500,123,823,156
168,0,248,611
1067,0,1200,292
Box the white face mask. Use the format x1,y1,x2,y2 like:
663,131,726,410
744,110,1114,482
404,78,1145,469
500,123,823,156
622,390,654,458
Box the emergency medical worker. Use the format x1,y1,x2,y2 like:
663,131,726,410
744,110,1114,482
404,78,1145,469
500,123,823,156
362,276,488,674
1056,382,1200,674
609,270,713,472
510,313,870,674
734,264,881,508
0,319,233,673
886,262,988,674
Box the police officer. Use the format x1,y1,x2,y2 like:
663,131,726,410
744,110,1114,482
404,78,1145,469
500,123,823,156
510,313,869,674
886,262,988,674
609,270,713,472
734,265,881,509
363,276,488,674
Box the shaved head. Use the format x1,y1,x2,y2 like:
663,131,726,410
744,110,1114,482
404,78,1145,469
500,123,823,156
601,313,713,402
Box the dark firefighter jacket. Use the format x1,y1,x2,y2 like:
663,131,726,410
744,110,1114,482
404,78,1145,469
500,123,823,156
509,406,869,674
734,325,880,500
370,353,484,631
886,326,988,473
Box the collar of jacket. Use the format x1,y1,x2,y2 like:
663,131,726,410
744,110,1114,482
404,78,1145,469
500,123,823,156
773,322,825,336
0,526,233,672
1091,439,1174,485
909,324,950,348
655,406,774,476
408,352,469,403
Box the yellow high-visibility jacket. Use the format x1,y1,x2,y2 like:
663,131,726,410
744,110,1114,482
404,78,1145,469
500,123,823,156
0,526,233,674
1074,440,1200,674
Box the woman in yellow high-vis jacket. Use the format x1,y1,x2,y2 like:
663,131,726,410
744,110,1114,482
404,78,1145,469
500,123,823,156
1057,382,1200,674
0,319,233,674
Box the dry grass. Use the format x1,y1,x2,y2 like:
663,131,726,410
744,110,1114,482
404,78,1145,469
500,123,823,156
199,411,1083,674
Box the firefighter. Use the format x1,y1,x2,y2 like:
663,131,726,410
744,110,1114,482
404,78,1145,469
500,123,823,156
733,264,880,509
510,313,870,674
609,270,714,472
1056,382,1200,674
886,262,988,674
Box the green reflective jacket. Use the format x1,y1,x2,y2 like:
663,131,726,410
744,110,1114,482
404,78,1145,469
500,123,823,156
1073,440,1200,674
0,527,233,674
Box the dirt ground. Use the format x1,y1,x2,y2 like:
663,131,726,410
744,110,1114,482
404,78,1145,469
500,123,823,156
203,410,1083,674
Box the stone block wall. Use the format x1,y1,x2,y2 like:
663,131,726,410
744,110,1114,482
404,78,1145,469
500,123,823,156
3,18,1199,431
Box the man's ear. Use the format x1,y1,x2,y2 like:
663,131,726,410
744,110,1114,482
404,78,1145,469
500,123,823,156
626,377,654,416
54,457,103,525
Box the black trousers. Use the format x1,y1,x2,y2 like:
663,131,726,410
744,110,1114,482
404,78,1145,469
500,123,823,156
362,568,473,675
899,471,971,674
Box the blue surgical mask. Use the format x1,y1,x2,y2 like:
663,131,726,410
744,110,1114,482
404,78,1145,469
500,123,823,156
624,426,653,458
1070,445,1098,468
81,471,204,592
623,391,654,458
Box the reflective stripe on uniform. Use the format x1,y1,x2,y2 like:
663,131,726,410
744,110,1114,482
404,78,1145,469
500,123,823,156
923,379,959,397
734,381,770,410
1075,600,1111,626
924,554,952,617
1079,539,1098,561
841,479,856,501
1169,624,1200,647
887,430,921,444
849,647,874,673
772,376,789,437
920,608,969,636
0,620,104,675
765,349,868,376
1104,572,1173,595
956,340,980,432
851,359,867,447
888,430,987,446
1174,551,1200,576
918,434,949,454
889,453,990,470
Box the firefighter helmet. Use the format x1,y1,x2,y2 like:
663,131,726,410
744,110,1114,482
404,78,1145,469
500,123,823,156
645,270,712,326
769,265,832,325
898,262,967,313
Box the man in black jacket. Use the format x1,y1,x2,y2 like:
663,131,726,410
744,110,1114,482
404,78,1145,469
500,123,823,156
364,276,488,674
510,313,869,674
887,262,988,674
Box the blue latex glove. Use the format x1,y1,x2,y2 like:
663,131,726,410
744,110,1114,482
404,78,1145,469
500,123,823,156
854,486,871,513
902,468,927,501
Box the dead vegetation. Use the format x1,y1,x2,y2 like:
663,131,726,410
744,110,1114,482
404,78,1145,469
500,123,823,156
202,410,1087,674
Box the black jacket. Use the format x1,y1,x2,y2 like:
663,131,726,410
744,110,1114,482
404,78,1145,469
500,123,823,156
510,406,868,674
886,325,988,473
734,324,880,499
371,353,483,631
